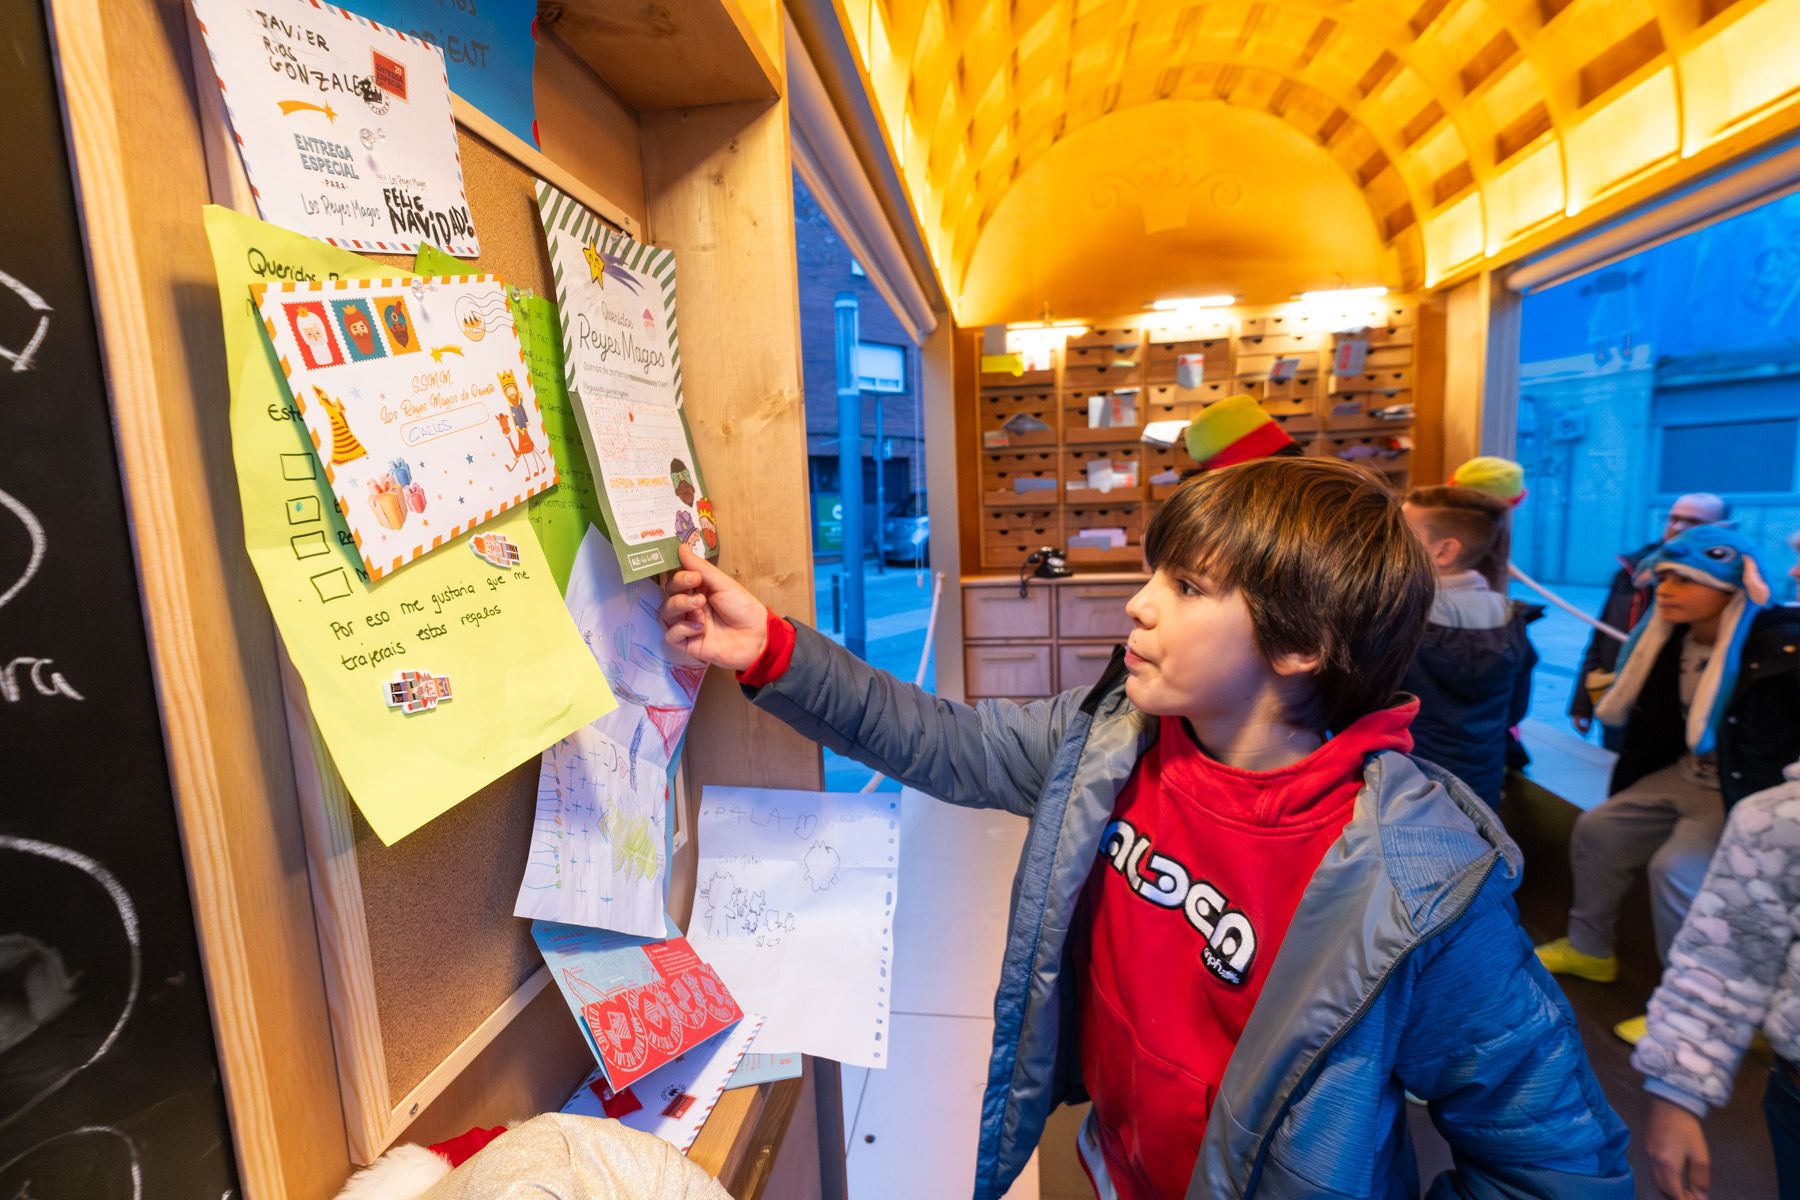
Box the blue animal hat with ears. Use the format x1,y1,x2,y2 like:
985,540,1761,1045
1594,525,1771,754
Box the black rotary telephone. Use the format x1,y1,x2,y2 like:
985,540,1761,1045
1018,545,1072,596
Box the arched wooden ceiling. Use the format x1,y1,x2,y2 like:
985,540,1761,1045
831,0,1800,323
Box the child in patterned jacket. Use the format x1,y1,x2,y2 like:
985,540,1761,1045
1633,761,1800,1200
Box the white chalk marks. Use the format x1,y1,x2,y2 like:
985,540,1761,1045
0,487,80,705
0,269,51,374
0,838,141,1136
0,1124,143,1200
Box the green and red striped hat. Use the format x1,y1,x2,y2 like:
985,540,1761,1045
1184,393,1298,470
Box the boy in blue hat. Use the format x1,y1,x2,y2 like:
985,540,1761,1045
1537,525,1800,1041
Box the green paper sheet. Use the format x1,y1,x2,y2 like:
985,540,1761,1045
204,206,615,845
415,243,603,592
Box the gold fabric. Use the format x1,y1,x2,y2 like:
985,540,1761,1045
419,1114,731,1200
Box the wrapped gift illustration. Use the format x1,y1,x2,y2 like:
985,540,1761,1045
386,670,454,714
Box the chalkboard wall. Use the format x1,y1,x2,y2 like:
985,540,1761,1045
0,2,240,1196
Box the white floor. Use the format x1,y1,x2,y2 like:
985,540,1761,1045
842,790,1041,1200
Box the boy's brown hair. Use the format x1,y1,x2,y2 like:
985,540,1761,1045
1144,457,1434,731
1405,484,1512,591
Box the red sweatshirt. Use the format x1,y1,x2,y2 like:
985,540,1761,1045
1078,705,1415,1199
741,616,1417,1197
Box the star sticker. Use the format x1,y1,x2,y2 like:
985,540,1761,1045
465,454,474,464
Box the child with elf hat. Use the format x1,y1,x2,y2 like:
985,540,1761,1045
1537,525,1800,1044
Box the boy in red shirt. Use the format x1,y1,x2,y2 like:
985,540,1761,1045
664,457,1630,1199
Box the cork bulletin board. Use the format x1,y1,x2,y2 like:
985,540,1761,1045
223,110,672,1162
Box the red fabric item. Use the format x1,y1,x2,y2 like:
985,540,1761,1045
1077,701,1417,1200
427,1125,507,1169
1199,419,1296,471
736,611,796,687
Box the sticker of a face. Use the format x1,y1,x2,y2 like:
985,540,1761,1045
670,458,696,508
456,295,487,342
344,308,375,355
289,302,343,370
378,296,419,356
332,298,386,362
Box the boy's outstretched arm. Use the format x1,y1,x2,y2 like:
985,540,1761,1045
1395,899,1635,1199
661,546,1089,814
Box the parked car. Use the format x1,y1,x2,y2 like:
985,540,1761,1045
883,492,929,565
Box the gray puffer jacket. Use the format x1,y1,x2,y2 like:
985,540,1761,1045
1634,762,1800,1115
745,623,1632,1199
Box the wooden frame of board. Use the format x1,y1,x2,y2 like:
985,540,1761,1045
45,0,841,1195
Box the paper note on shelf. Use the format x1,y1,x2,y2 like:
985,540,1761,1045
686,787,900,1068
535,920,743,1092
564,1015,765,1154
1142,419,1190,447
1069,527,1127,551
537,182,713,582
253,273,555,580
1332,337,1369,376
1176,352,1206,389
1012,477,1057,494
516,526,703,938
1085,458,1114,494
191,0,477,255
204,206,613,844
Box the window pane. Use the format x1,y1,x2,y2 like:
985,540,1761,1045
1659,418,1797,493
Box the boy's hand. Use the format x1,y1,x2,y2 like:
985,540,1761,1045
661,544,770,672
1646,1097,1710,1200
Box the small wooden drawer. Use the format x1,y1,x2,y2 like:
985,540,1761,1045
962,584,1052,640
1147,380,1232,408
1235,332,1317,356
1324,392,1412,430
979,390,1059,448
1144,338,1233,382
980,509,1061,569
1143,444,1190,497
1058,583,1139,640
1317,434,1412,474
1269,410,1321,438
1363,344,1413,369
1059,643,1120,691
1142,386,1205,425
1256,390,1315,416
1329,368,1413,395
1065,544,1145,567
1067,502,1144,540
1064,445,1146,503
965,643,1053,699
1062,386,1145,444
1240,312,1323,341
1236,350,1321,381
980,449,1060,507
1063,358,1143,390
1067,324,1145,350
980,363,1055,388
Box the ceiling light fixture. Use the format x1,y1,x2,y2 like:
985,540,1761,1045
1151,295,1237,310
1295,286,1389,302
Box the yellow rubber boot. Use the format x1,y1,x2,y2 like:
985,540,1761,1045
1534,937,1620,983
